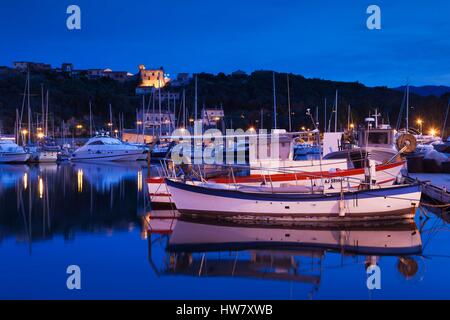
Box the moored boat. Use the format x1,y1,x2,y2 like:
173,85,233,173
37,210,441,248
70,133,147,161
165,178,421,222
0,138,30,163
147,160,405,206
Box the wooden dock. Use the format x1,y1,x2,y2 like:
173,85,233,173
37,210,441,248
404,173,450,204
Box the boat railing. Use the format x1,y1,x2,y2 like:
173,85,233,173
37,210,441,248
154,158,387,195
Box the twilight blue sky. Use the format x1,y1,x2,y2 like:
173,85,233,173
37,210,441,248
1,0,449,87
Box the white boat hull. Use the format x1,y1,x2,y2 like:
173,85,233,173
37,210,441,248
0,152,30,163
29,151,58,163
70,150,145,162
148,161,404,205
166,180,421,222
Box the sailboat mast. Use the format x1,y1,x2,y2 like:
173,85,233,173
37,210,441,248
142,94,145,138
45,90,49,137
89,100,93,137
324,98,327,133
109,103,113,133
158,78,162,136
182,89,186,128
194,74,198,122
272,72,277,129
334,90,338,132
287,74,291,132
27,70,31,144
347,104,350,130
406,84,410,132
41,84,44,134
442,99,449,140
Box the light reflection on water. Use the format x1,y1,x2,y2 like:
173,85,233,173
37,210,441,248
0,162,449,299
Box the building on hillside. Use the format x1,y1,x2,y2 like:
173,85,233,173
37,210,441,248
86,69,105,79
13,61,51,72
104,69,133,82
122,110,176,143
137,65,170,91
61,63,74,73
202,108,225,127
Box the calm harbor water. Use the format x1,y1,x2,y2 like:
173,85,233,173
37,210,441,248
0,162,449,299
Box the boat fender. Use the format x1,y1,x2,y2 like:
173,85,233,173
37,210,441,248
339,198,346,217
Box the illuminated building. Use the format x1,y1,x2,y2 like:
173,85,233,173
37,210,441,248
137,65,170,89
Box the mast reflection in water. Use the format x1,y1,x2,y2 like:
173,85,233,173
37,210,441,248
0,163,449,299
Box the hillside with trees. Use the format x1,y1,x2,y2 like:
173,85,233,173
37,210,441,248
0,69,448,137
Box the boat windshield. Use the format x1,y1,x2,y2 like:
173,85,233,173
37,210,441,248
87,138,122,145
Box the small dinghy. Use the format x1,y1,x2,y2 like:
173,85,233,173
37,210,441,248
165,178,421,222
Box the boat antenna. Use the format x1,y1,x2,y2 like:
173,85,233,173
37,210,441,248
334,89,338,132
272,72,277,129
287,74,292,132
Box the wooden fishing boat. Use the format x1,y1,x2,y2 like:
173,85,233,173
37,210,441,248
165,178,421,222
147,160,405,206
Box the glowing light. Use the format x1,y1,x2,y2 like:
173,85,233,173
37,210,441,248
429,128,437,136
301,126,306,131
37,127,43,131
136,121,143,125
76,124,83,129
214,117,221,121
77,169,83,193
21,129,28,135
137,171,143,192
23,173,28,190
189,118,194,123
36,132,45,139
416,119,423,125
114,129,119,133
107,123,113,127
350,124,355,129
38,177,44,199
248,126,256,132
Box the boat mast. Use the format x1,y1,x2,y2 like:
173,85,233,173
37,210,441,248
41,84,44,136
182,89,186,128
142,94,145,138
158,78,162,137
272,72,277,129
260,108,264,130
89,100,93,137
347,104,350,130
109,103,113,133
406,83,409,132
45,90,49,137
334,90,338,132
324,98,327,133
27,70,31,144
287,74,291,132
442,99,450,140
194,74,198,123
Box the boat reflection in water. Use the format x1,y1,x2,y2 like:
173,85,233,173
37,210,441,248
0,162,147,244
146,212,422,296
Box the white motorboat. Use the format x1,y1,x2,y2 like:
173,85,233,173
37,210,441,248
165,178,421,222
0,138,30,163
70,134,147,161
28,147,59,163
